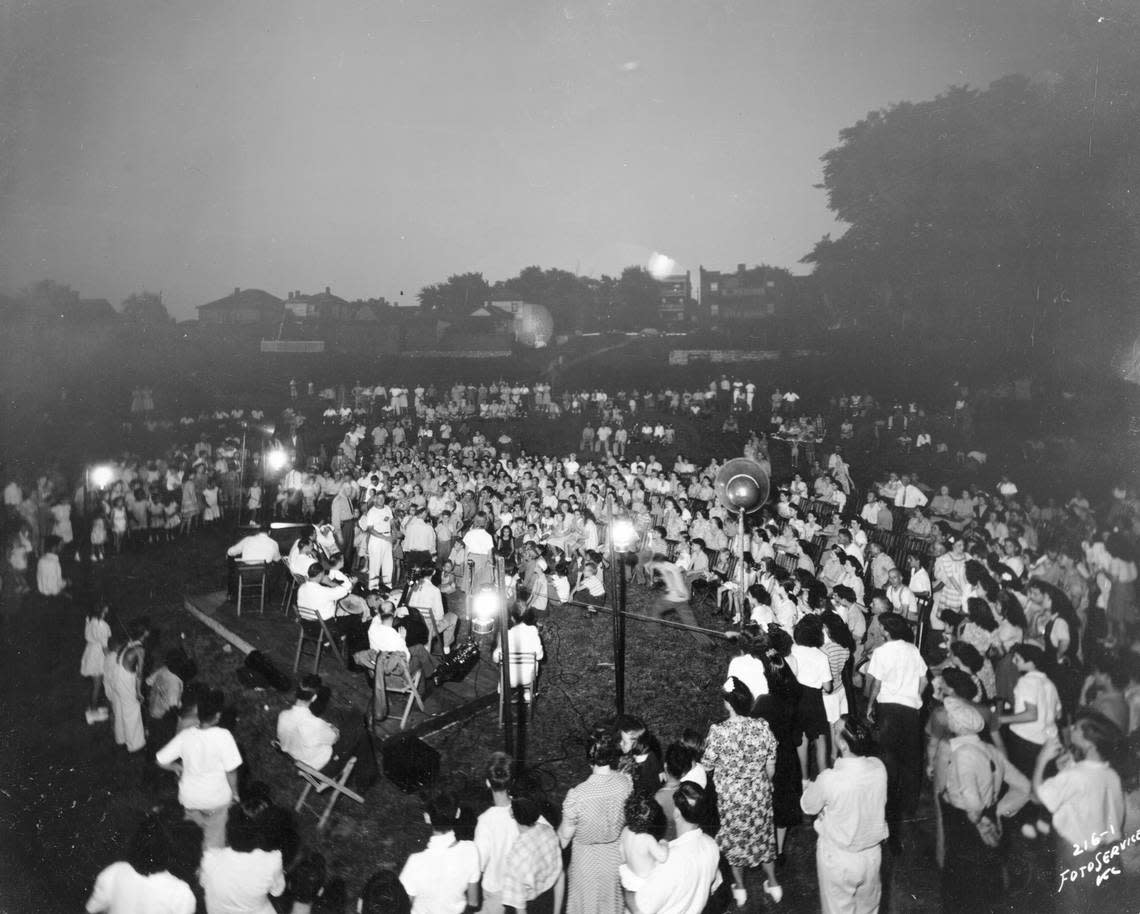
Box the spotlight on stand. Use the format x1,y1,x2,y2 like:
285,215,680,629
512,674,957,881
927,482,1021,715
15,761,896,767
610,516,640,554
90,465,115,489
470,586,501,637
714,458,770,630
265,449,289,473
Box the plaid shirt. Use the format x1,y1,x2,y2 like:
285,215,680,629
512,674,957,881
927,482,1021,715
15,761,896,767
500,821,562,910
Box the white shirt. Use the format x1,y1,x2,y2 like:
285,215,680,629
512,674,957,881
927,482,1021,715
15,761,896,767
368,619,410,657
276,704,338,770
492,624,544,685
894,485,928,509
296,579,352,622
86,862,195,914
362,504,394,536
199,847,286,914
635,828,722,914
463,527,494,556
790,645,832,689
36,553,65,596
1036,760,1124,846
1009,670,1060,744
474,805,519,894
399,832,481,914
227,533,281,564
408,580,446,623
155,726,242,811
726,654,769,699
886,583,917,618
866,640,927,709
403,516,437,553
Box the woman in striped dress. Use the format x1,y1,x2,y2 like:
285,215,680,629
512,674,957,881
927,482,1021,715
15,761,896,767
559,729,632,914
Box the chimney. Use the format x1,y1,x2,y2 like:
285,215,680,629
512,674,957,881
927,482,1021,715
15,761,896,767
325,286,331,295
737,264,745,274
234,287,240,296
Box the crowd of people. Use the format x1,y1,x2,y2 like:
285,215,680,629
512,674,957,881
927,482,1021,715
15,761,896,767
3,370,1140,914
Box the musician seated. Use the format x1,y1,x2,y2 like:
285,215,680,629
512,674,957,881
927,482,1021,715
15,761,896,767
227,522,283,595
363,602,436,688
277,675,377,786
286,530,318,578
406,566,459,654
296,562,367,652
313,523,339,562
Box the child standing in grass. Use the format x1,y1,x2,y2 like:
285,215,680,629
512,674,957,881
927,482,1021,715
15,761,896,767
81,604,111,724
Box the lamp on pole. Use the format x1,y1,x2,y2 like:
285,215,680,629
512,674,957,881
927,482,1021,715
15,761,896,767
714,458,770,633
607,511,640,717
471,571,515,759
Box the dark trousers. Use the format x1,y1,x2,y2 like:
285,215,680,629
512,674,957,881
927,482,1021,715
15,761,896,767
940,800,1003,914
339,518,356,568
876,703,921,834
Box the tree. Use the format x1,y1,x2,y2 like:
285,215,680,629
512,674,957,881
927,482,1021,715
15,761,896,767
417,273,491,314
121,291,172,324
613,266,663,330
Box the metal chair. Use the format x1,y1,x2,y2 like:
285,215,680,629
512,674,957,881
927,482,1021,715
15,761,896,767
289,755,363,830
235,561,268,616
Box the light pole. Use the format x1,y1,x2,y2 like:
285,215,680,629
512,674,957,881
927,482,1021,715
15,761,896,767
607,512,639,716
714,458,770,633
472,574,515,758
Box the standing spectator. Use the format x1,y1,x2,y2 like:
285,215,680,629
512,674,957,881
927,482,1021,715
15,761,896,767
399,793,481,914
800,716,888,914
501,797,564,914
864,614,927,851
155,688,243,848
1035,711,1126,912
700,677,782,905
631,783,722,914
85,811,200,914
36,535,68,596
558,729,633,914
199,802,286,914
475,753,519,914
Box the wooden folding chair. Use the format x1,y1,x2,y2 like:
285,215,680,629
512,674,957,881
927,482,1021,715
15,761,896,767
368,651,426,731
499,651,539,725
412,603,444,657
293,614,346,674
270,740,363,830
281,571,306,617
235,561,268,616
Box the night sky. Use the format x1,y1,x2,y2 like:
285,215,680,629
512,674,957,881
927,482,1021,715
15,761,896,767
1,0,1070,316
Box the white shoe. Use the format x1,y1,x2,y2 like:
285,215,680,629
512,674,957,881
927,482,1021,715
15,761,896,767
763,880,783,903
1020,823,1038,840
1036,818,1051,835
732,886,747,908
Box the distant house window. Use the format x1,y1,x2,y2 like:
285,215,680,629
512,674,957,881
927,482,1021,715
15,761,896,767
766,280,776,288
767,301,776,315
710,282,718,292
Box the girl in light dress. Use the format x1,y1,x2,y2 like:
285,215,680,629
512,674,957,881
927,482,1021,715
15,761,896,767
619,793,669,900
201,478,221,524
104,621,149,753
247,481,262,524
50,497,74,548
164,494,181,536
147,490,166,543
110,496,129,554
81,604,111,720
89,513,108,563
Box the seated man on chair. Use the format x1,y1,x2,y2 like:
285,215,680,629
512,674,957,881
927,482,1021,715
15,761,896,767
296,562,367,654
492,602,544,705
227,522,283,595
406,566,458,654
276,676,339,772
365,602,436,686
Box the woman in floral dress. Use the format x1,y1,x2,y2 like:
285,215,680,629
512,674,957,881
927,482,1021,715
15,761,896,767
559,728,633,914
702,677,782,907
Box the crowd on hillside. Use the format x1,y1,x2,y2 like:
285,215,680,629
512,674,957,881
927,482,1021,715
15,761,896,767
4,372,1140,914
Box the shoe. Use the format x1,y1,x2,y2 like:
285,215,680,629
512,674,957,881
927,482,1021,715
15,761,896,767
85,709,100,725
732,886,747,908
1036,819,1051,835
1020,823,1038,840
763,880,783,903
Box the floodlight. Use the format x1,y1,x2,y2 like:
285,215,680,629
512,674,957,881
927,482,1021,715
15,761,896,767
265,449,289,472
471,587,503,621
90,465,114,489
611,517,639,552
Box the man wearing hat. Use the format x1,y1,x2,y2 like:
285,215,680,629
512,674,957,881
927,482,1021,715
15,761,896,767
939,696,1007,913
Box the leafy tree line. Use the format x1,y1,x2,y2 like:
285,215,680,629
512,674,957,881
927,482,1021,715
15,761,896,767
417,264,676,332
802,0,1140,361
1,280,173,325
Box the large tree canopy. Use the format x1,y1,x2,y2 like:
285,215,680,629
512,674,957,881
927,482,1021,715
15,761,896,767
803,2,1140,361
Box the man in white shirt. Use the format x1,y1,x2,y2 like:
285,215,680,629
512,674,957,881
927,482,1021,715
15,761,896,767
330,480,357,566
276,677,338,771
894,475,928,511
885,568,918,620
630,783,722,914
227,523,283,597
402,505,437,573
462,516,494,589
36,536,68,596
360,492,395,591
865,614,927,848
400,794,481,914
408,567,458,653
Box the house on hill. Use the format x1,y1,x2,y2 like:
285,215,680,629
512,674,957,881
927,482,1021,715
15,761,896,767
197,288,284,327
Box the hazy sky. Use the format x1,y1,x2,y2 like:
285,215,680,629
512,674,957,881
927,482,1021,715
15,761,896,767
1,0,1066,317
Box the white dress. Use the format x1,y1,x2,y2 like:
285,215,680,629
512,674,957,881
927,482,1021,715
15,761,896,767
81,618,111,677
202,487,221,522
